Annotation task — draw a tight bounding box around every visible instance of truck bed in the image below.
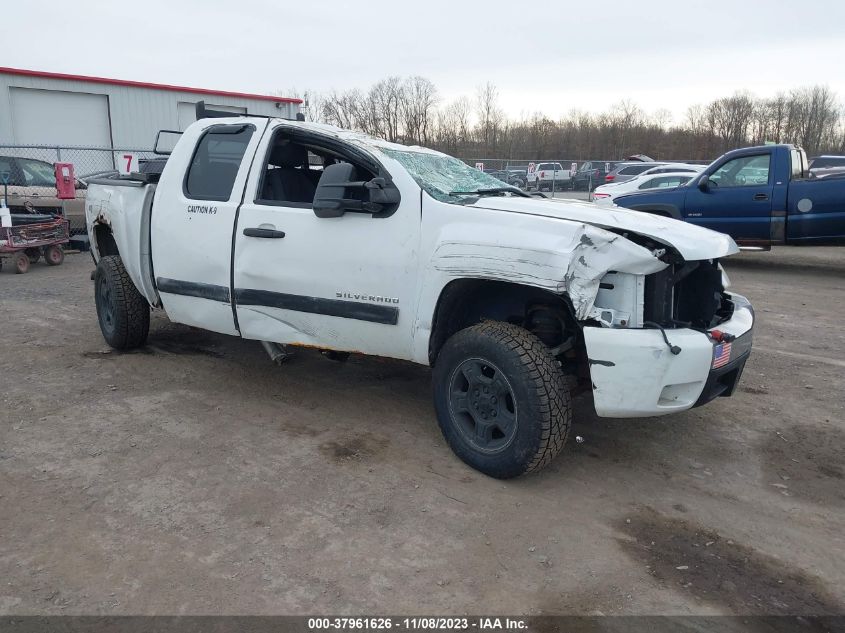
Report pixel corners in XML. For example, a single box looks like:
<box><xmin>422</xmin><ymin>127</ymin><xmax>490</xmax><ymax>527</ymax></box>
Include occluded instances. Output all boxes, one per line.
<box><xmin>85</xmin><ymin>178</ymin><xmax>160</xmax><ymax>305</ymax></box>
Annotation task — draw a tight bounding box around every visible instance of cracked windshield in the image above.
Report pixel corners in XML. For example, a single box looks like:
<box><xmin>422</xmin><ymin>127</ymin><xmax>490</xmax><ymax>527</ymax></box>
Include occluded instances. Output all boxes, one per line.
<box><xmin>381</xmin><ymin>148</ymin><xmax>513</xmax><ymax>202</ymax></box>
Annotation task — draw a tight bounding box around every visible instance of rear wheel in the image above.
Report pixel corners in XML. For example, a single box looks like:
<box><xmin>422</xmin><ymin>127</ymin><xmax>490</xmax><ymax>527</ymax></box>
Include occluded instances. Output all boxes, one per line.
<box><xmin>15</xmin><ymin>253</ymin><xmax>30</xmax><ymax>274</ymax></box>
<box><xmin>94</xmin><ymin>255</ymin><xmax>150</xmax><ymax>349</ymax></box>
<box><xmin>433</xmin><ymin>321</ymin><xmax>572</xmax><ymax>479</ymax></box>
<box><xmin>45</xmin><ymin>245</ymin><xmax>64</xmax><ymax>266</ymax></box>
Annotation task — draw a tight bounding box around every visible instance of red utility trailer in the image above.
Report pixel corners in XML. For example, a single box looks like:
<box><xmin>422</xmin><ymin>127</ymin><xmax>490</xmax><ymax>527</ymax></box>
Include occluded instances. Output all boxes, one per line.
<box><xmin>0</xmin><ymin>216</ymin><xmax>69</xmax><ymax>274</ymax></box>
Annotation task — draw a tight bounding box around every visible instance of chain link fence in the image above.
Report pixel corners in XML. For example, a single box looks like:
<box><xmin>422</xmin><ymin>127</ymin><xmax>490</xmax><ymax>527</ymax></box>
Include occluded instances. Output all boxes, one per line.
<box><xmin>460</xmin><ymin>156</ymin><xmax>711</xmax><ymax>198</ymax></box>
<box><xmin>461</xmin><ymin>158</ymin><xmax>590</xmax><ymax>196</ymax></box>
<box><xmin>0</xmin><ymin>144</ymin><xmax>714</xmax><ymax>241</ymax></box>
<box><xmin>0</xmin><ymin>145</ymin><xmax>160</xmax><ymax>238</ymax></box>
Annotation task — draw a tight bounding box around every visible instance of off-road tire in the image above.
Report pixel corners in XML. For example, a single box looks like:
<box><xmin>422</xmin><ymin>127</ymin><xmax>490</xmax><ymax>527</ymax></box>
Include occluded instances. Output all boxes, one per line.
<box><xmin>94</xmin><ymin>255</ymin><xmax>150</xmax><ymax>349</ymax></box>
<box><xmin>433</xmin><ymin>321</ymin><xmax>572</xmax><ymax>479</ymax></box>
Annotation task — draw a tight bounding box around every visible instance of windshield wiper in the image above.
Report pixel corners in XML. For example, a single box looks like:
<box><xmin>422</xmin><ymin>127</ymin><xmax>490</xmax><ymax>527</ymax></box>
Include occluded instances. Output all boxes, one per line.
<box><xmin>448</xmin><ymin>186</ymin><xmax>530</xmax><ymax>198</ymax></box>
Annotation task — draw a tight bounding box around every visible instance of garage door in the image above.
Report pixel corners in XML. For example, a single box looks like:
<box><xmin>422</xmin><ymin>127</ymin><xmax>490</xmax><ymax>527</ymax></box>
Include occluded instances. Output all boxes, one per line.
<box><xmin>177</xmin><ymin>101</ymin><xmax>247</xmax><ymax>131</ymax></box>
<box><xmin>10</xmin><ymin>88</ymin><xmax>113</xmax><ymax>148</ymax></box>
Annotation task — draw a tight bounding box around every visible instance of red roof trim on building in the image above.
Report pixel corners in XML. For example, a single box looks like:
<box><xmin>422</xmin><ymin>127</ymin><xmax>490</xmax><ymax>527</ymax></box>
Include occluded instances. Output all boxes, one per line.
<box><xmin>0</xmin><ymin>66</ymin><xmax>302</xmax><ymax>104</ymax></box>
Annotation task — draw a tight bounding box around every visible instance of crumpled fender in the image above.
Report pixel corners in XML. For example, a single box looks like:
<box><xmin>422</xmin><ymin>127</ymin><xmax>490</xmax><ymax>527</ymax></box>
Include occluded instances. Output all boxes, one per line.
<box><xmin>429</xmin><ymin>222</ymin><xmax>667</xmax><ymax>320</ymax></box>
<box><xmin>562</xmin><ymin>225</ymin><xmax>667</xmax><ymax>319</ymax></box>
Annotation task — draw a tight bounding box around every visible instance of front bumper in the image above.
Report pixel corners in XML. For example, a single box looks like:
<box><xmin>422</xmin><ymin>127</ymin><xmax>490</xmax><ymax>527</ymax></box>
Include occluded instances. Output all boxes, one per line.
<box><xmin>583</xmin><ymin>293</ymin><xmax>754</xmax><ymax>418</ymax></box>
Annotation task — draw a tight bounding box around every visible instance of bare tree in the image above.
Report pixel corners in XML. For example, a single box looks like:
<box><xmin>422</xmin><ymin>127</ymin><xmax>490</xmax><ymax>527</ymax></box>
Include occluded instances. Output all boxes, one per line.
<box><xmin>401</xmin><ymin>76</ymin><xmax>439</xmax><ymax>145</ymax></box>
<box><xmin>651</xmin><ymin>109</ymin><xmax>673</xmax><ymax>129</ymax></box>
<box><xmin>706</xmin><ymin>92</ymin><xmax>756</xmax><ymax>150</ymax></box>
<box><xmin>321</xmin><ymin>89</ymin><xmax>365</xmax><ymax>130</ymax></box>
<box><xmin>607</xmin><ymin>100</ymin><xmax>645</xmax><ymax>156</ymax></box>
<box><xmin>287</xmin><ymin>78</ymin><xmax>845</xmax><ymax>162</ymax></box>
<box><xmin>476</xmin><ymin>82</ymin><xmax>504</xmax><ymax>154</ymax></box>
<box><xmin>787</xmin><ymin>85</ymin><xmax>839</xmax><ymax>152</ymax></box>
<box><xmin>435</xmin><ymin>96</ymin><xmax>472</xmax><ymax>155</ymax></box>
<box><xmin>766</xmin><ymin>93</ymin><xmax>790</xmax><ymax>143</ymax></box>
<box><xmin>368</xmin><ymin>77</ymin><xmax>404</xmax><ymax>142</ymax></box>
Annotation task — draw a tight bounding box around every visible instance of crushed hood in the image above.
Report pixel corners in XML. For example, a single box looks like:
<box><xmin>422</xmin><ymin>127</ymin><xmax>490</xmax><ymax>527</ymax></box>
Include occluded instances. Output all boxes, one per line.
<box><xmin>471</xmin><ymin>196</ymin><xmax>739</xmax><ymax>261</ymax></box>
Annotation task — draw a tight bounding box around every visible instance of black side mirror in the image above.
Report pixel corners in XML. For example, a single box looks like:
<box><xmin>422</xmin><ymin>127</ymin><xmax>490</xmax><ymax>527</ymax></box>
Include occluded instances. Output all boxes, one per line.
<box><xmin>698</xmin><ymin>176</ymin><xmax>711</xmax><ymax>192</ymax></box>
<box><xmin>313</xmin><ymin>163</ymin><xmax>400</xmax><ymax>218</ymax></box>
<box><xmin>365</xmin><ymin>177</ymin><xmax>401</xmax><ymax>207</ymax></box>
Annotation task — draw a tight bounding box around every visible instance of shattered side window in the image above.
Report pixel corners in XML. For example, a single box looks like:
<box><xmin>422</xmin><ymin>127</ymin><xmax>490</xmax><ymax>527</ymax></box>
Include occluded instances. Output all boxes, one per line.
<box><xmin>381</xmin><ymin>148</ymin><xmax>510</xmax><ymax>203</ymax></box>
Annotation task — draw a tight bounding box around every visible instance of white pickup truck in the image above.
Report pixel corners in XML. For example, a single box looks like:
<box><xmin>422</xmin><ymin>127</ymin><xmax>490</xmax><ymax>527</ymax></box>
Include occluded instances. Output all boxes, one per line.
<box><xmin>526</xmin><ymin>162</ymin><xmax>571</xmax><ymax>191</ymax></box>
<box><xmin>85</xmin><ymin>104</ymin><xmax>754</xmax><ymax>479</ymax></box>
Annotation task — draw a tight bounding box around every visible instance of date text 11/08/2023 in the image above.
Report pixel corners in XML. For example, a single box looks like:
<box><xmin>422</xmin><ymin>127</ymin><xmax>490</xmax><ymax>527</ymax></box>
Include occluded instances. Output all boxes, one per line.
<box><xmin>307</xmin><ymin>617</ymin><xmax>528</xmax><ymax>630</ymax></box>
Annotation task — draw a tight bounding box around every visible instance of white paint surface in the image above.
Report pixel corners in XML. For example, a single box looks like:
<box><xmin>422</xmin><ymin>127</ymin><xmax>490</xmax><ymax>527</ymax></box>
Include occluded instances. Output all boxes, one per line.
<box><xmin>87</xmin><ymin>116</ymin><xmax>754</xmax><ymax>420</ymax></box>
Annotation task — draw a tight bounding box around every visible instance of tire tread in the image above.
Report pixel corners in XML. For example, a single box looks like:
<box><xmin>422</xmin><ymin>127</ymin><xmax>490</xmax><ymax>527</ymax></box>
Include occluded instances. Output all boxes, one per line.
<box><xmin>434</xmin><ymin>321</ymin><xmax>572</xmax><ymax>477</ymax></box>
<box><xmin>96</xmin><ymin>255</ymin><xmax>150</xmax><ymax>349</ymax></box>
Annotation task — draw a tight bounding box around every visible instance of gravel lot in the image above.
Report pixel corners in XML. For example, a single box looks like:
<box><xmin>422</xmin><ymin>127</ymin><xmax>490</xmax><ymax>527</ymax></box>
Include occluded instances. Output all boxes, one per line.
<box><xmin>1</xmin><ymin>247</ymin><xmax>843</xmax><ymax>616</ymax></box>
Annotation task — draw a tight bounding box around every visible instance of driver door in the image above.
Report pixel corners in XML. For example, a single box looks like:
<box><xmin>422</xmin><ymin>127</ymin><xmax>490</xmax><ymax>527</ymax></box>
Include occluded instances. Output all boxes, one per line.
<box><xmin>684</xmin><ymin>153</ymin><xmax>774</xmax><ymax>242</ymax></box>
<box><xmin>232</xmin><ymin>124</ymin><xmax>421</xmax><ymax>360</ymax></box>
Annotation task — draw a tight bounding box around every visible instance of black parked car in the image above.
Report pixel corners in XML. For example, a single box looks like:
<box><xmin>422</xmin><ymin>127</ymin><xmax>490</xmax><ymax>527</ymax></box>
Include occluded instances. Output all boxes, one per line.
<box><xmin>570</xmin><ymin>161</ymin><xmax>618</xmax><ymax>191</ymax></box>
<box><xmin>484</xmin><ymin>168</ymin><xmax>528</xmax><ymax>189</ymax></box>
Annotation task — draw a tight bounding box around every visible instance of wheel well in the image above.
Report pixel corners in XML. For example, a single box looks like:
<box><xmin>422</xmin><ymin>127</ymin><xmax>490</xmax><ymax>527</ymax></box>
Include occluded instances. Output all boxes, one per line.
<box><xmin>94</xmin><ymin>224</ymin><xmax>119</xmax><ymax>257</ymax></box>
<box><xmin>428</xmin><ymin>279</ymin><xmax>581</xmax><ymax>366</ymax></box>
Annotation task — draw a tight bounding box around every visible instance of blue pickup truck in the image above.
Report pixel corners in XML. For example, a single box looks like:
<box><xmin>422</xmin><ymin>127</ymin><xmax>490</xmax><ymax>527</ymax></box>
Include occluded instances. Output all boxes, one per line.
<box><xmin>613</xmin><ymin>144</ymin><xmax>845</xmax><ymax>248</ymax></box>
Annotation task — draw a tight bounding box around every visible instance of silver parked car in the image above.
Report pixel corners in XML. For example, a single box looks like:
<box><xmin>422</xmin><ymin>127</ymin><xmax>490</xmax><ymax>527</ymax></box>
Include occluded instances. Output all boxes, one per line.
<box><xmin>603</xmin><ymin>162</ymin><xmax>666</xmax><ymax>185</ymax></box>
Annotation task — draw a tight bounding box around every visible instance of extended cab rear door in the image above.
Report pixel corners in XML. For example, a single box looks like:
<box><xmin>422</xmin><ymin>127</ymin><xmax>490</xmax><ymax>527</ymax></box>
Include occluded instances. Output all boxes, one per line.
<box><xmin>150</xmin><ymin>119</ymin><xmax>269</xmax><ymax>335</ymax></box>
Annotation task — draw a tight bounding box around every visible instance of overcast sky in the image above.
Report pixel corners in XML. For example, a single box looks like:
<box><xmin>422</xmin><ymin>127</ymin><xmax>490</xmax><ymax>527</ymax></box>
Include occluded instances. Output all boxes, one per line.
<box><xmin>6</xmin><ymin>0</ymin><xmax>844</xmax><ymax>123</ymax></box>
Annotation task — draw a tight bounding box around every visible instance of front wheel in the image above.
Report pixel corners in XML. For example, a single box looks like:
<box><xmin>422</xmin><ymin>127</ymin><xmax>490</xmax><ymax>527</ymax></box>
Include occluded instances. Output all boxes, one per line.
<box><xmin>432</xmin><ymin>321</ymin><xmax>572</xmax><ymax>479</ymax></box>
<box><xmin>94</xmin><ymin>255</ymin><xmax>150</xmax><ymax>349</ymax></box>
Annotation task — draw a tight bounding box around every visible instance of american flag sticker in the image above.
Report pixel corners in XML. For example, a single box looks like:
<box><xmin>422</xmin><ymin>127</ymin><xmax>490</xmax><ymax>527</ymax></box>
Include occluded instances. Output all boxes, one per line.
<box><xmin>712</xmin><ymin>342</ymin><xmax>732</xmax><ymax>369</ymax></box>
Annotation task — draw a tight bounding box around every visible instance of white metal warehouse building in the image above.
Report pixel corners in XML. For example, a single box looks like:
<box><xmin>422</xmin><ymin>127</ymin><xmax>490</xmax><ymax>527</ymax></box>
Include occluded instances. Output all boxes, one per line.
<box><xmin>0</xmin><ymin>66</ymin><xmax>301</xmax><ymax>151</ymax></box>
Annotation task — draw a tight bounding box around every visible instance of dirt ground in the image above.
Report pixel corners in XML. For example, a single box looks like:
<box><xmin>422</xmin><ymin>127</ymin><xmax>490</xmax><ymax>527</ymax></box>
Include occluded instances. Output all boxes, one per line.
<box><xmin>1</xmin><ymin>247</ymin><xmax>843</xmax><ymax>616</ymax></box>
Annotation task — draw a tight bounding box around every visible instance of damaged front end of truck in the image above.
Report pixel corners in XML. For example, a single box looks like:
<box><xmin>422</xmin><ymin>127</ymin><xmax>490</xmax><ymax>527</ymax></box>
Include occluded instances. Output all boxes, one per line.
<box><xmin>368</xmin><ymin>138</ymin><xmax>755</xmax><ymax>419</ymax></box>
<box><xmin>421</xmin><ymin>192</ymin><xmax>754</xmax><ymax>419</ymax></box>
<box><xmin>583</xmin><ymin>226</ymin><xmax>754</xmax><ymax>417</ymax></box>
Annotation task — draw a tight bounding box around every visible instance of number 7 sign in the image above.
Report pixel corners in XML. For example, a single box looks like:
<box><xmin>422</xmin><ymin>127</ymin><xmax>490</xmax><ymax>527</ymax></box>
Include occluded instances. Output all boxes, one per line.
<box><xmin>118</xmin><ymin>153</ymin><xmax>139</xmax><ymax>175</ymax></box>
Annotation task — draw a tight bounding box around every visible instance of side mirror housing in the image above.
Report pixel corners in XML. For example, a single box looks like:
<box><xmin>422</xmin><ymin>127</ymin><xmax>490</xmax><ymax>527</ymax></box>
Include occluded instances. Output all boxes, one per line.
<box><xmin>366</xmin><ymin>177</ymin><xmax>401</xmax><ymax>207</ymax></box>
<box><xmin>313</xmin><ymin>163</ymin><xmax>360</xmax><ymax>218</ymax></box>
<box><xmin>313</xmin><ymin>163</ymin><xmax>400</xmax><ymax>218</ymax></box>
<box><xmin>698</xmin><ymin>176</ymin><xmax>711</xmax><ymax>192</ymax></box>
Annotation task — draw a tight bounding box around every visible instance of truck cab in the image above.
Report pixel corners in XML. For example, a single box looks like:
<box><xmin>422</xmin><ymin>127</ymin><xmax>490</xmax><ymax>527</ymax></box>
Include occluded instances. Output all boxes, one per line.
<box><xmin>614</xmin><ymin>144</ymin><xmax>845</xmax><ymax>247</ymax></box>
